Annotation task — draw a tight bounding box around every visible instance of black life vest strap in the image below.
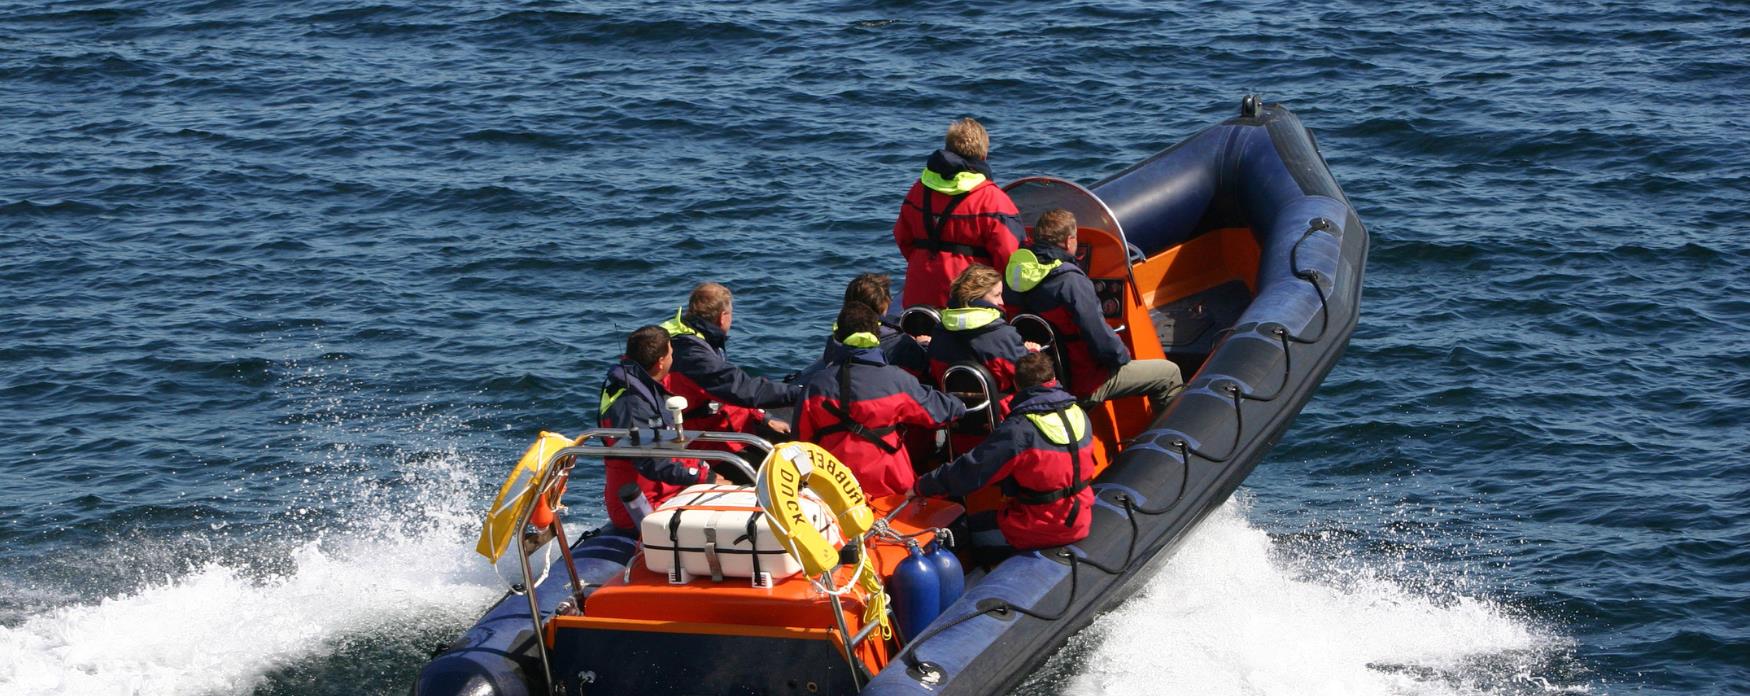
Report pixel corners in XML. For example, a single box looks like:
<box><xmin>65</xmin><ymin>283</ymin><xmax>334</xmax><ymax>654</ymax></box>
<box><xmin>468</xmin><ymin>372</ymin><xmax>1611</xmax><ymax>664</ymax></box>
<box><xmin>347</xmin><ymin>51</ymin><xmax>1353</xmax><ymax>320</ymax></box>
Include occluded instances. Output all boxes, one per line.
<box><xmin>1010</xmin><ymin>478</ymin><xmax>1090</xmax><ymax>505</ymax></box>
<box><xmin>920</xmin><ymin>188</ymin><xmax>976</xmax><ymax>257</ymax></box>
<box><xmin>1006</xmin><ymin>406</ymin><xmax>1087</xmax><ymax>527</ymax></box>
<box><xmin>913</xmin><ymin>237</ymin><xmax>991</xmax><ymax>259</ymax></box>
<box><xmin>813</xmin><ymin>361</ymin><xmax>900</xmax><ymax>454</ymax></box>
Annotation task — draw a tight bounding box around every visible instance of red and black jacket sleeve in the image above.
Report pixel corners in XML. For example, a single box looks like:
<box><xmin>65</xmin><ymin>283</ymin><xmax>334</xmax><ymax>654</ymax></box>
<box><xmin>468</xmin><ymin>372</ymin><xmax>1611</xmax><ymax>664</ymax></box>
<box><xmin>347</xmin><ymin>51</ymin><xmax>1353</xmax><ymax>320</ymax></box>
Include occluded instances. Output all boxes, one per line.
<box><xmin>913</xmin><ymin>420</ymin><xmax>1028</xmax><ymax>498</ymax></box>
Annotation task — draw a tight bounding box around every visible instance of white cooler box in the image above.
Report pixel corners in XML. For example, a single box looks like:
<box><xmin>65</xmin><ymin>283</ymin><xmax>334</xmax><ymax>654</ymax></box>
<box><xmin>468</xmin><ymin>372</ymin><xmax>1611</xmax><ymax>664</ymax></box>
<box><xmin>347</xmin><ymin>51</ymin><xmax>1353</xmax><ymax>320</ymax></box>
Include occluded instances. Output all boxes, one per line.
<box><xmin>640</xmin><ymin>484</ymin><xmax>842</xmax><ymax>586</ymax></box>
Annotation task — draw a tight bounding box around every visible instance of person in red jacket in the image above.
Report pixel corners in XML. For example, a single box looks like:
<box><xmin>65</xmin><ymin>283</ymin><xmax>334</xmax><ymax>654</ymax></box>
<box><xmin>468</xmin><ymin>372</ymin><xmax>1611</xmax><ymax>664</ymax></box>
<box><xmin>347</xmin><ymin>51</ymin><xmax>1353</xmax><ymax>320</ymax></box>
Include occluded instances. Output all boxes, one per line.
<box><xmin>597</xmin><ymin>326</ymin><xmax>717</xmax><ymax>530</ymax></box>
<box><xmin>894</xmin><ymin>117</ymin><xmax>1025</xmax><ymax>309</ymax></box>
<box><xmin>797</xmin><ymin>303</ymin><xmax>967</xmax><ymax>500</ymax></box>
<box><xmin>912</xmin><ymin>352</ymin><xmax>1095</xmax><ymax>555</ymax></box>
<box><xmin>659</xmin><ymin>283</ymin><xmax>799</xmax><ymax>461</ymax></box>
<box><xmin>1004</xmin><ymin>209</ymin><xmax>1183</xmax><ymax>408</ymax></box>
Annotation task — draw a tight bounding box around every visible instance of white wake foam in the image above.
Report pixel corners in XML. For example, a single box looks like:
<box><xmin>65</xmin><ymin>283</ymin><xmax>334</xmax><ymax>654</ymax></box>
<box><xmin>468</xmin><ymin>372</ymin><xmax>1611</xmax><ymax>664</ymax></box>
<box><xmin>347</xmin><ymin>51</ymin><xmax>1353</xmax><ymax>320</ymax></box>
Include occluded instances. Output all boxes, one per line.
<box><xmin>1055</xmin><ymin>499</ymin><xmax>1581</xmax><ymax>696</ymax></box>
<box><xmin>0</xmin><ymin>451</ymin><xmax>505</xmax><ymax>696</ymax></box>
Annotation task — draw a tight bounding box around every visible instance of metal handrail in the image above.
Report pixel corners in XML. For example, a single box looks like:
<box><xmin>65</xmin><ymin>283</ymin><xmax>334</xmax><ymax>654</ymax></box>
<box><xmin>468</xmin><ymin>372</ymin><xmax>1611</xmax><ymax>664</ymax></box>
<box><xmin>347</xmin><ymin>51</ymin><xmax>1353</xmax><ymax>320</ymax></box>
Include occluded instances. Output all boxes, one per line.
<box><xmin>942</xmin><ymin>365</ymin><xmax>994</xmax><ymax>413</ymax></box>
<box><xmin>900</xmin><ymin>306</ymin><xmax>942</xmax><ymax>338</ymax></box>
<box><xmin>941</xmin><ymin>364</ymin><xmax>1000</xmax><ymax>442</ymax></box>
<box><xmin>511</xmin><ymin>427</ymin><xmax>775</xmax><ymax>694</ymax></box>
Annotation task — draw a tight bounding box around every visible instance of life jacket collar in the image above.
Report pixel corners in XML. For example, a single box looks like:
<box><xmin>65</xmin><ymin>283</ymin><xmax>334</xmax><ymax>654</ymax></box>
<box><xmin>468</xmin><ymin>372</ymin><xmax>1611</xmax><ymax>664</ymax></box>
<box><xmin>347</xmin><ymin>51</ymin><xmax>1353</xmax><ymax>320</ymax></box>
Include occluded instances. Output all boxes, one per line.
<box><xmin>601</xmin><ymin>359</ymin><xmax>674</xmax><ymax>427</ymax></box>
<box><xmin>661</xmin><ymin>307</ymin><xmax>727</xmax><ymax>349</ymax></box>
<box><xmin>659</xmin><ymin>307</ymin><xmax>697</xmax><ymax>338</ymax></box>
<box><xmin>939</xmin><ymin>304</ymin><xmax>1003</xmax><ymax>332</ymax></box>
<box><xmin>1005</xmin><ymin>248</ymin><xmax>1062</xmax><ymax>293</ymax></box>
<box><xmin>920</xmin><ymin>149</ymin><xmax>994</xmax><ymax>195</ymax></box>
<box><xmin>824</xmin><ymin>337</ymin><xmax>888</xmax><ymax>367</ymax></box>
<box><xmin>841</xmin><ymin>331</ymin><xmax>880</xmax><ymax>349</ymax></box>
<box><xmin>921</xmin><ymin>169</ymin><xmax>987</xmax><ymax>195</ymax></box>
<box><xmin>1024</xmin><ymin>403</ymin><xmax>1088</xmax><ymax>445</ymax></box>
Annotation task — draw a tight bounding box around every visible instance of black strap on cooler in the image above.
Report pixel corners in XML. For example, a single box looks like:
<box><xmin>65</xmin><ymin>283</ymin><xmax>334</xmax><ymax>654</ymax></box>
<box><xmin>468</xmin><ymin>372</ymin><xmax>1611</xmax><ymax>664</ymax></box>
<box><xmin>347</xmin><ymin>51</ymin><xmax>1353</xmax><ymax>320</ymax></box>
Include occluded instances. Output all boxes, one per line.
<box><xmin>665</xmin><ymin>508</ymin><xmax>686</xmax><ymax>582</ymax></box>
<box><xmin>919</xmin><ymin>188</ymin><xmax>986</xmax><ymax>258</ymax></box>
<box><xmin>742</xmin><ymin>512</ymin><xmax>765</xmax><ymax>586</ymax></box>
<box><xmin>813</xmin><ymin>362</ymin><xmax>900</xmax><ymax>454</ymax></box>
<box><xmin>1007</xmin><ymin>406</ymin><xmax>1088</xmax><ymax>527</ymax></box>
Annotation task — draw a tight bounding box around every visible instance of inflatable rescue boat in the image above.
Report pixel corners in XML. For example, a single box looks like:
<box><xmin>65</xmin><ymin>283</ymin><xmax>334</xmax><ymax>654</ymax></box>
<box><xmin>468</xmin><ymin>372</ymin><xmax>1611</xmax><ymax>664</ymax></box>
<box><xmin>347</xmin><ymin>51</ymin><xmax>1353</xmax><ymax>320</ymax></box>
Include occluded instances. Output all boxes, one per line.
<box><xmin>414</xmin><ymin>98</ymin><xmax>1368</xmax><ymax>696</ymax></box>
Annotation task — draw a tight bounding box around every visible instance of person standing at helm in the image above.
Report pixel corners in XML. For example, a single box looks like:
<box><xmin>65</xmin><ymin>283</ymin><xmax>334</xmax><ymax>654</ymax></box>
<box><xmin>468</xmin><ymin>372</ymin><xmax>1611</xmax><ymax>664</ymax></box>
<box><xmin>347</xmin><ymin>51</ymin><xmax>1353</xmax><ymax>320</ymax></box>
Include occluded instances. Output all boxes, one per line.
<box><xmin>912</xmin><ymin>352</ymin><xmax>1095</xmax><ymax>556</ymax></box>
<box><xmin>1004</xmin><ymin>209</ymin><xmax>1183</xmax><ymax>409</ymax></box>
<box><xmin>894</xmin><ymin>117</ymin><xmax>1025</xmax><ymax>309</ymax></box>
<box><xmin>797</xmin><ymin>303</ymin><xmax>966</xmax><ymax>500</ymax></box>
<box><xmin>597</xmin><ymin>326</ymin><xmax>717</xmax><ymax>530</ymax></box>
<box><xmin>660</xmin><ymin>283</ymin><xmax>800</xmax><ymax>450</ymax></box>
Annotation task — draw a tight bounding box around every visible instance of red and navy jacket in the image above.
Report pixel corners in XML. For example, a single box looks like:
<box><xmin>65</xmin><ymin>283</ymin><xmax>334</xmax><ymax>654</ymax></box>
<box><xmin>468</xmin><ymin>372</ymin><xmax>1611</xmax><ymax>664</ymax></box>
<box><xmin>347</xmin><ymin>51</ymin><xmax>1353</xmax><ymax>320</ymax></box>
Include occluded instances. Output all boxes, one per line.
<box><xmin>926</xmin><ymin>299</ymin><xmax>1031</xmax><ymax>400</ymax></box>
<box><xmin>659</xmin><ymin>309</ymin><xmax>801</xmax><ymax>436</ymax></box>
<box><xmin>1003</xmin><ymin>243</ymin><xmax>1131</xmax><ymax>398</ymax></box>
<box><xmin>597</xmin><ymin>359</ymin><xmax>712</xmax><ymax>530</ymax></box>
<box><xmin>913</xmin><ymin>382</ymin><xmax>1095</xmax><ymax>550</ymax></box>
<box><xmin>796</xmin><ymin>335</ymin><xmax>967</xmax><ymax>499</ymax></box>
<box><xmin>799</xmin><ymin>316</ymin><xmax>929</xmax><ymax>384</ymax></box>
<box><xmin>894</xmin><ymin>149</ymin><xmax>1024</xmax><ymax>309</ymax></box>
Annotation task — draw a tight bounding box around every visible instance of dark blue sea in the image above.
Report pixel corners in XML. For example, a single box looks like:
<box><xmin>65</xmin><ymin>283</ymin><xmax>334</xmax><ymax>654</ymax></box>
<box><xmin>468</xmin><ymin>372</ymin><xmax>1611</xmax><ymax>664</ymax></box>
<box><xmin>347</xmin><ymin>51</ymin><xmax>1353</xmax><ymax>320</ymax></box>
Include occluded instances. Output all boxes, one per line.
<box><xmin>3</xmin><ymin>1</ymin><xmax>1747</xmax><ymax>694</ymax></box>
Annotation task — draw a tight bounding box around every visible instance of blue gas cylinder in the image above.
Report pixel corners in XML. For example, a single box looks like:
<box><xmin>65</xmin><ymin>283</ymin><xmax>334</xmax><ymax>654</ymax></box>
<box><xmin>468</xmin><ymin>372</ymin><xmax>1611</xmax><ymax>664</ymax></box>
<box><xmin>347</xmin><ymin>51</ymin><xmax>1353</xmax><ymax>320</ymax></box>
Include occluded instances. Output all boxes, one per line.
<box><xmin>889</xmin><ymin>541</ymin><xmax>941</xmax><ymax>642</ymax></box>
<box><xmin>924</xmin><ymin>538</ymin><xmax>964</xmax><ymax>610</ymax></box>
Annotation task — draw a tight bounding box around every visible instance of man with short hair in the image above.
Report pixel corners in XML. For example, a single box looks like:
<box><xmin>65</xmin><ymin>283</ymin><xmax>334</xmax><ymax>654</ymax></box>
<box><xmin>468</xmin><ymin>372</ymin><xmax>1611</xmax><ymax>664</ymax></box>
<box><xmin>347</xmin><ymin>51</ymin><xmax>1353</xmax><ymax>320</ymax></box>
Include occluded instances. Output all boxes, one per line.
<box><xmin>597</xmin><ymin>326</ymin><xmax>716</xmax><ymax>530</ymax></box>
<box><xmin>894</xmin><ymin>117</ymin><xmax>1025</xmax><ymax>309</ymax></box>
<box><xmin>797</xmin><ymin>302</ymin><xmax>966</xmax><ymax>499</ymax></box>
<box><xmin>912</xmin><ymin>352</ymin><xmax>1095</xmax><ymax>556</ymax></box>
<box><xmin>660</xmin><ymin>283</ymin><xmax>799</xmax><ymax>448</ymax></box>
<box><xmin>1005</xmin><ymin>209</ymin><xmax>1183</xmax><ymax>409</ymax></box>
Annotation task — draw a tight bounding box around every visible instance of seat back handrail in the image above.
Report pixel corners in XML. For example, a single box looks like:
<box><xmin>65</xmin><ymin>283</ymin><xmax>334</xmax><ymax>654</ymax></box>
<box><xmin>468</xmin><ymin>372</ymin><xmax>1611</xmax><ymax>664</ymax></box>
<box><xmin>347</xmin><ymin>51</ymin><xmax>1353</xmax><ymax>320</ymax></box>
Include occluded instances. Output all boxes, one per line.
<box><xmin>900</xmin><ymin>306</ymin><xmax>943</xmax><ymax>338</ymax></box>
<box><xmin>941</xmin><ymin>363</ymin><xmax>1000</xmax><ymax>434</ymax></box>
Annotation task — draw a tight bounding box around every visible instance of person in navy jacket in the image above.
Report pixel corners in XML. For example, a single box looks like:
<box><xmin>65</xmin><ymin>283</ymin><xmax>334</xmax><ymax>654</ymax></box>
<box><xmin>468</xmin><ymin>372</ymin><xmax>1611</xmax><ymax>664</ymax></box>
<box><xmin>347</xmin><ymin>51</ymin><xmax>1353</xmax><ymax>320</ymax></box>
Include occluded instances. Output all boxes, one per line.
<box><xmin>913</xmin><ymin>351</ymin><xmax>1097</xmax><ymax>553</ymax></box>
<box><xmin>893</xmin><ymin>117</ymin><xmax>1025</xmax><ymax>309</ymax></box>
<box><xmin>797</xmin><ymin>303</ymin><xmax>967</xmax><ymax>500</ymax></box>
<box><xmin>659</xmin><ymin>283</ymin><xmax>800</xmax><ymax>450</ymax></box>
<box><xmin>797</xmin><ymin>273</ymin><xmax>928</xmax><ymax>384</ymax></box>
<box><xmin>597</xmin><ymin>326</ymin><xmax>717</xmax><ymax>530</ymax></box>
<box><xmin>1004</xmin><ymin>209</ymin><xmax>1183</xmax><ymax>408</ymax></box>
<box><xmin>927</xmin><ymin>264</ymin><xmax>1040</xmax><ymax>404</ymax></box>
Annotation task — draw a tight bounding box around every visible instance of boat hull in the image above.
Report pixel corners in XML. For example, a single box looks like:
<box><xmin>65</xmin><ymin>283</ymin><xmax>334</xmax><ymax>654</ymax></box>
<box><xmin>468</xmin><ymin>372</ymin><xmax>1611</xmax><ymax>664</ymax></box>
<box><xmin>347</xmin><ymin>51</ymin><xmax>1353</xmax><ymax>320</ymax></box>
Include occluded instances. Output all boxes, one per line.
<box><xmin>861</xmin><ymin>101</ymin><xmax>1367</xmax><ymax>695</ymax></box>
